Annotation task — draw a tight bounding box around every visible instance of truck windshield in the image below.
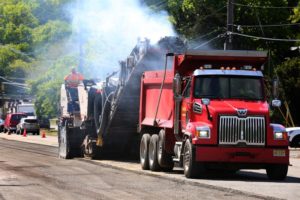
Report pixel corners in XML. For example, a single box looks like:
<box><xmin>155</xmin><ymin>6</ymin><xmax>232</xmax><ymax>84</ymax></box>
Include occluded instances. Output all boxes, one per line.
<box><xmin>194</xmin><ymin>76</ymin><xmax>264</xmax><ymax>100</ymax></box>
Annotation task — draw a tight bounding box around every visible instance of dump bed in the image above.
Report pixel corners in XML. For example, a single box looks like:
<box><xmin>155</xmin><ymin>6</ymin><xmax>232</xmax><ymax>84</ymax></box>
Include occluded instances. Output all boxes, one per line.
<box><xmin>139</xmin><ymin>70</ymin><xmax>174</xmax><ymax>129</ymax></box>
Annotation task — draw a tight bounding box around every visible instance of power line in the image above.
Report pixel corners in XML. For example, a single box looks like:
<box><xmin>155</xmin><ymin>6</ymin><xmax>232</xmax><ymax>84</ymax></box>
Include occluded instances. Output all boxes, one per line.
<box><xmin>231</xmin><ymin>23</ymin><xmax>300</xmax><ymax>28</ymax></box>
<box><xmin>150</xmin><ymin>0</ymin><xmax>167</xmax><ymax>7</ymax></box>
<box><xmin>193</xmin><ymin>34</ymin><xmax>225</xmax><ymax>49</ymax></box>
<box><xmin>233</xmin><ymin>2</ymin><xmax>296</xmax><ymax>9</ymax></box>
<box><xmin>229</xmin><ymin>31</ymin><xmax>300</xmax><ymax>42</ymax></box>
<box><xmin>2</xmin><ymin>82</ymin><xmax>29</xmax><ymax>89</ymax></box>
<box><xmin>0</xmin><ymin>76</ymin><xmax>28</xmax><ymax>87</ymax></box>
<box><xmin>191</xmin><ymin>28</ymin><xmax>222</xmax><ymax>41</ymax></box>
<box><xmin>0</xmin><ymin>76</ymin><xmax>14</xmax><ymax>83</ymax></box>
<box><xmin>201</xmin><ymin>6</ymin><xmax>227</xmax><ymax>21</ymax></box>
<box><xmin>189</xmin><ymin>5</ymin><xmax>226</xmax><ymax>43</ymax></box>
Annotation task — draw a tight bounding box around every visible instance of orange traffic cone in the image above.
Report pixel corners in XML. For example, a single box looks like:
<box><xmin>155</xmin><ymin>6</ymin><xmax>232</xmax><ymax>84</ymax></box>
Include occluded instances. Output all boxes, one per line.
<box><xmin>22</xmin><ymin>128</ymin><xmax>27</xmax><ymax>137</ymax></box>
<box><xmin>41</xmin><ymin>131</ymin><xmax>46</xmax><ymax>138</ymax></box>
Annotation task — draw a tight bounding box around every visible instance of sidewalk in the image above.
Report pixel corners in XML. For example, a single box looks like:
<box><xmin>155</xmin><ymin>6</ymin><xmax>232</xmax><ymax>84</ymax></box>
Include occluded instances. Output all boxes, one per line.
<box><xmin>0</xmin><ymin>132</ymin><xmax>58</xmax><ymax>147</ymax></box>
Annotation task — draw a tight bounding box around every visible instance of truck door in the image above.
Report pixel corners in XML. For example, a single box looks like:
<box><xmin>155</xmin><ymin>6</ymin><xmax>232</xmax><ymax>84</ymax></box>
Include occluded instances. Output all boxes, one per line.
<box><xmin>181</xmin><ymin>79</ymin><xmax>191</xmax><ymax>129</ymax></box>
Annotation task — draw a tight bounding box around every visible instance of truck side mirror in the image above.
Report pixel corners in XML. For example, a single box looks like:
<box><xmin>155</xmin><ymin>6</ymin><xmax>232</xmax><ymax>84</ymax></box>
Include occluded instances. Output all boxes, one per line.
<box><xmin>272</xmin><ymin>99</ymin><xmax>281</xmax><ymax>107</ymax></box>
<box><xmin>272</xmin><ymin>78</ymin><xmax>279</xmax><ymax>98</ymax></box>
<box><xmin>173</xmin><ymin>73</ymin><xmax>181</xmax><ymax>96</ymax></box>
<box><xmin>202</xmin><ymin>98</ymin><xmax>210</xmax><ymax>105</ymax></box>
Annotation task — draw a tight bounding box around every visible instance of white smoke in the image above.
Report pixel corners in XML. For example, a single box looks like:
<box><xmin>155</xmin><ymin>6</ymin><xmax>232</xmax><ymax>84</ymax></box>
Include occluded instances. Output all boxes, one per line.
<box><xmin>69</xmin><ymin>0</ymin><xmax>175</xmax><ymax>78</ymax></box>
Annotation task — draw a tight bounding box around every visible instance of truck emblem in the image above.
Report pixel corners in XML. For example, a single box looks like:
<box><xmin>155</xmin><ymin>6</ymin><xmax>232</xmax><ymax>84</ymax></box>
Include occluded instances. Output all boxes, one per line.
<box><xmin>237</xmin><ymin>109</ymin><xmax>247</xmax><ymax>117</ymax></box>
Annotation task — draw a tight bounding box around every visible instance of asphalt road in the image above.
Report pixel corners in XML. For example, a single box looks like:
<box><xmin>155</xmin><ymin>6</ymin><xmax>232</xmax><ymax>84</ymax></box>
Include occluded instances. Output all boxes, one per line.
<box><xmin>0</xmin><ymin>136</ymin><xmax>299</xmax><ymax>200</ymax></box>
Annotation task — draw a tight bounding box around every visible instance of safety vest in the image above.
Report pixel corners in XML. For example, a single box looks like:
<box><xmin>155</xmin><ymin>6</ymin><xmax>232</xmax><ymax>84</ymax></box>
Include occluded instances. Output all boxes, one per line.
<box><xmin>64</xmin><ymin>73</ymin><xmax>84</xmax><ymax>87</ymax></box>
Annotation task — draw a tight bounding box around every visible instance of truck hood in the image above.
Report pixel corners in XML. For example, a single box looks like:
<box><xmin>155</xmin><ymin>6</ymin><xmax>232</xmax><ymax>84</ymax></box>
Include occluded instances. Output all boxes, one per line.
<box><xmin>206</xmin><ymin>99</ymin><xmax>269</xmax><ymax>116</ymax></box>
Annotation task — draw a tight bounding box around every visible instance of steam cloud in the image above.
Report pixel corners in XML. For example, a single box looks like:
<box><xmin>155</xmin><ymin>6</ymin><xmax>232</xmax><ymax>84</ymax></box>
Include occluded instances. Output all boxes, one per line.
<box><xmin>69</xmin><ymin>0</ymin><xmax>176</xmax><ymax>78</ymax></box>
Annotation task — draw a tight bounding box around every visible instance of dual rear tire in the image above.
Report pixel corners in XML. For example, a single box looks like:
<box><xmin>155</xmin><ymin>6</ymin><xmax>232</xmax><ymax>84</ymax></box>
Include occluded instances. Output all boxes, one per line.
<box><xmin>140</xmin><ymin>133</ymin><xmax>203</xmax><ymax>178</ymax></box>
<box><xmin>140</xmin><ymin>130</ymin><xmax>174</xmax><ymax>172</ymax></box>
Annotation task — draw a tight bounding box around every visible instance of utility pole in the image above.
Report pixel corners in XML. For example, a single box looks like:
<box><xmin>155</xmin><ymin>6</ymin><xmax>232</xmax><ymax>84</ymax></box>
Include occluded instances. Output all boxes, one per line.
<box><xmin>77</xmin><ymin>0</ymin><xmax>84</xmax><ymax>74</ymax></box>
<box><xmin>225</xmin><ymin>0</ymin><xmax>234</xmax><ymax>50</ymax></box>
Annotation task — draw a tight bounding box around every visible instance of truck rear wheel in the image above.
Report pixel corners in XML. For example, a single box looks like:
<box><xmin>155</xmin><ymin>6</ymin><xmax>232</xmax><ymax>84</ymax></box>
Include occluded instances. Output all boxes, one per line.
<box><xmin>149</xmin><ymin>134</ymin><xmax>160</xmax><ymax>171</ymax></box>
<box><xmin>183</xmin><ymin>139</ymin><xmax>205</xmax><ymax>178</ymax></box>
<box><xmin>140</xmin><ymin>133</ymin><xmax>150</xmax><ymax>170</ymax></box>
<box><xmin>266</xmin><ymin>164</ymin><xmax>288</xmax><ymax>180</ymax></box>
<box><xmin>83</xmin><ymin>135</ymin><xmax>102</xmax><ymax>159</ymax></box>
<box><xmin>158</xmin><ymin>130</ymin><xmax>174</xmax><ymax>171</ymax></box>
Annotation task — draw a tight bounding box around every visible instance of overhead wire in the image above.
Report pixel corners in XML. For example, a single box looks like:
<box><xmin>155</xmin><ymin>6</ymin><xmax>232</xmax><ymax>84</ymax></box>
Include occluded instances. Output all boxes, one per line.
<box><xmin>233</xmin><ymin>2</ymin><xmax>296</xmax><ymax>9</ymax></box>
<box><xmin>200</xmin><ymin>6</ymin><xmax>227</xmax><ymax>21</ymax></box>
<box><xmin>193</xmin><ymin>33</ymin><xmax>225</xmax><ymax>49</ymax></box>
<box><xmin>0</xmin><ymin>76</ymin><xmax>29</xmax><ymax>88</ymax></box>
<box><xmin>187</xmin><ymin>4</ymin><xmax>226</xmax><ymax>47</ymax></box>
<box><xmin>229</xmin><ymin>31</ymin><xmax>300</xmax><ymax>42</ymax></box>
<box><xmin>1</xmin><ymin>82</ymin><xmax>29</xmax><ymax>89</ymax></box>
<box><xmin>231</xmin><ymin>23</ymin><xmax>300</xmax><ymax>28</ymax></box>
<box><xmin>191</xmin><ymin>28</ymin><xmax>222</xmax><ymax>42</ymax></box>
<box><xmin>229</xmin><ymin>1</ymin><xmax>300</xmax><ymax>43</ymax></box>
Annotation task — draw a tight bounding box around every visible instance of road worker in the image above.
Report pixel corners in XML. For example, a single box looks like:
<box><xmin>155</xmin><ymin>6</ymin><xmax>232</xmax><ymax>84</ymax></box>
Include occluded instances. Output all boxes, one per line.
<box><xmin>64</xmin><ymin>67</ymin><xmax>84</xmax><ymax>88</ymax></box>
<box><xmin>64</xmin><ymin>67</ymin><xmax>84</xmax><ymax>112</ymax></box>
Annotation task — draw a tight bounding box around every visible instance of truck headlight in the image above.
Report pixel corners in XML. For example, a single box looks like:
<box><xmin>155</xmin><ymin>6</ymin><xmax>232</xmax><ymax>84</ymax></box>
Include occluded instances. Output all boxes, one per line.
<box><xmin>274</xmin><ymin>132</ymin><xmax>287</xmax><ymax>140</ymax></box>
<box><xmin>196</xmin><ymin>126</ymin><xmax>211</xmax><ymax>139</ymax></box>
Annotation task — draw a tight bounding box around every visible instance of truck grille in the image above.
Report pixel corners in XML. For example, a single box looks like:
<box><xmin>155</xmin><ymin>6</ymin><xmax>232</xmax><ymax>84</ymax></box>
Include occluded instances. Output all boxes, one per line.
<box><xmin>219</xmin><ymin>116</ymin><xmax>266</xmax><ymax>146</ymax></box>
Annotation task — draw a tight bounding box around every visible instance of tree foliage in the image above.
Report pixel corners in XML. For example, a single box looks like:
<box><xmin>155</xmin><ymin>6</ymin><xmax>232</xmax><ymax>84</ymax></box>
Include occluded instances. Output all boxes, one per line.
<box><xmin>0</xmin><ymin>0</ymin><xmax>72</xmax><ymax>118</ymax></box>
<box><xmin>276</xmin><ymin>58</ymin><xmax>300</xmax><ymax>125</ymax></box>
<box><xmin>0</xmin><ymin>0</ymin><xmax>37</xmax><ymax>76</ymax></box>
<box><xmin>2</xmin><ymin>0</ymin><xmax>300</xmax><ymax>124</ymax></box>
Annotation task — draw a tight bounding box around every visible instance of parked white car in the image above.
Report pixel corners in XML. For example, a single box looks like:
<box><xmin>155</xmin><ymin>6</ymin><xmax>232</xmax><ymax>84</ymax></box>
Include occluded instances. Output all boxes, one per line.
<box><xmin>16</xmin><ymin>116</ymin><xmax>40</xmax><ymax>135</ymax></box>
<box><xmin>286</xmin><ymin>127</ymin><xmax>300</xmax><ymax>147</ymax></box>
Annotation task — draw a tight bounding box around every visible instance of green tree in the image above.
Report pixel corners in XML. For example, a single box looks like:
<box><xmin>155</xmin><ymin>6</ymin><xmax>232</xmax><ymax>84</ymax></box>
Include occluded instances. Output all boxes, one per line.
<box><xmin>32</xmin><ymin>20</ymin><xmax>71</xmax><ymax>47</ymax></box>
<box><xmin>0</xmin><ymin>0</ymin><xmax>38</xmax><ymax>77</ymax></box>
<box><xmin>276</xmin><ymin>58</ymin><xmax>300</xmax><ymax>125</ymax></box>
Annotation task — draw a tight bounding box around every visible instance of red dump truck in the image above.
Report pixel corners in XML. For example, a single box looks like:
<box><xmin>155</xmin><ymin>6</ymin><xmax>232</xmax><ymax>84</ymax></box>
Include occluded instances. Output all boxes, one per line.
<box><xmin>138</xmin><ymin>50</ymin><xmax>289</xmax><ymax>180</ymax></box>
<box><xmin>58</xmin><ymin>38</ymin><xmax>289</xmax><ymax>180</ymax></box>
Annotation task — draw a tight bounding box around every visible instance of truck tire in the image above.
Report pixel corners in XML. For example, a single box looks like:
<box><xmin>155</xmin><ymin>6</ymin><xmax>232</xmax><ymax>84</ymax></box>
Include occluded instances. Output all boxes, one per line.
<box><xmin>140</xmin><ymin>133</ymin><xmax>150</xmax><ymax>170</ymax></box>
<box><xmin>291</xmin><ymin>135</ymin><xmax>300</xmax><ymax>147</ymax></box>
<box><xmin>183</xmin><ymin>139</ymin><xmax>206</xmax><ymax>178</ymax></box>
<box><xmin>266</xmin><ymin>164</ymin><xmax>288</xmax><ymax>180</ymax></box>
<box><xmin>158</xmin><ymin>130</ymin><xmax>174</xmax><ymax>171</ymax></box>
<box><xmin>149</xmin><ymin>134</ymin><xmax>160</xmax><ymax>171</ymax></box>
<box><xmin>58</xmin><ymin>124</ymin><xmax>71</xmax><ymax>159</ymax></box>
<box><xmin>83</xmin><ymin>135</ymin><xmax>101</xmax><ymax>159</ymax></box>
